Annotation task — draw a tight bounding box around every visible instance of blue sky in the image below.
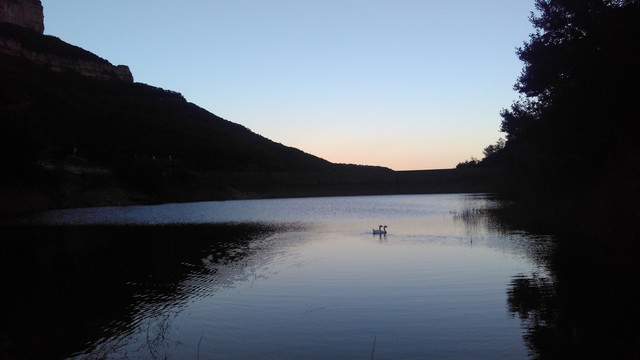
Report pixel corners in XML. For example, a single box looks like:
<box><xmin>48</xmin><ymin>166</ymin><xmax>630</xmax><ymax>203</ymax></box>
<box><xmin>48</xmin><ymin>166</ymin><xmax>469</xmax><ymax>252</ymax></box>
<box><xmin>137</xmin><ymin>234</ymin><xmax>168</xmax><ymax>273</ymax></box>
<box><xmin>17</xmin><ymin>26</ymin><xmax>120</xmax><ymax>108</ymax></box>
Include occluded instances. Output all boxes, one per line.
<box><xmin>41</xmin><ymin>1</ymin><xmax>535</xmax><ymax>170</ymax></box>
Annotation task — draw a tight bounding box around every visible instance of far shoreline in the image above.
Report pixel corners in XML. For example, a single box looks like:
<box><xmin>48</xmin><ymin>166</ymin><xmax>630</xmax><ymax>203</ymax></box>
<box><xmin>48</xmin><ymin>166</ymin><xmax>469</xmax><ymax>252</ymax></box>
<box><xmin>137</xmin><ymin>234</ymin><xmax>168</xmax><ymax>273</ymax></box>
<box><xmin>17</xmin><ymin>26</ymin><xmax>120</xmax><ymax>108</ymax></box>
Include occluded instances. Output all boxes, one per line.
<box><xmin>0</xmin><ymin>167</ymin><xmax>506</xmax><ymax>218</ymax></box>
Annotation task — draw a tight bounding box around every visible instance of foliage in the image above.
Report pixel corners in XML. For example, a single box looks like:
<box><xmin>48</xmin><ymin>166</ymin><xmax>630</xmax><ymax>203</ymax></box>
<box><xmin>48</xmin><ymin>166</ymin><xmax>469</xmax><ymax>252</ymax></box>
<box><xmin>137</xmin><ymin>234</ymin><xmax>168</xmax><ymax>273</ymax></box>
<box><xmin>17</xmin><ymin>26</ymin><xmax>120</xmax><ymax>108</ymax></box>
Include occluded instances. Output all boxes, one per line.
<box><xmin>463</xmin><ymin>0</ymin><xmax>640</xmax><ymax>245</ymax></box>
<box><xmin>482</xmin><ymin>138</ymin><xmax>505</xmax><ymax>158</ymax></box>
<box><xmin>455</xmin><ymin>157</ymin><xmax>479</xmax><ymax>169</ymax></box>
<box><xmin>488</xmin><ymin>1</ymin><xmax>640</xmax><ymax>196</ymax></box>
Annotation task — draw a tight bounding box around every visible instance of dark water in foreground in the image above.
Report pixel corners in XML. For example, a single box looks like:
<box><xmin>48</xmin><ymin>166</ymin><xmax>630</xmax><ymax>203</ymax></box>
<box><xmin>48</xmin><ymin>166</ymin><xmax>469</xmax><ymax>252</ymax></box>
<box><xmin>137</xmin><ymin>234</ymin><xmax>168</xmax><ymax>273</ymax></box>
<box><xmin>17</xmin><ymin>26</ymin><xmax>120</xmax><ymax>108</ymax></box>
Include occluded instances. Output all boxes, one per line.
<box><xmin>1</xmin><ymin>194</ymin><xmax>638</xmax><ymax>359</ymax></box>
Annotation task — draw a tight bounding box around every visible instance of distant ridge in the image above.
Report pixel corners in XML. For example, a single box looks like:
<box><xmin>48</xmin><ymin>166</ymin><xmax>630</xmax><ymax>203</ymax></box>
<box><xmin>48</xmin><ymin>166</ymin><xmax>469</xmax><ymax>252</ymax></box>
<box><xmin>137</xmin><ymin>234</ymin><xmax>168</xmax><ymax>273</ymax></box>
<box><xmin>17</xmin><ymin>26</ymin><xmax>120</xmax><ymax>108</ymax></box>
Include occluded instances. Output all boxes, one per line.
<box><xmin>0</xmin><ymin>1</ymin><xmax>499</xmax><ymax>214</ymax></box>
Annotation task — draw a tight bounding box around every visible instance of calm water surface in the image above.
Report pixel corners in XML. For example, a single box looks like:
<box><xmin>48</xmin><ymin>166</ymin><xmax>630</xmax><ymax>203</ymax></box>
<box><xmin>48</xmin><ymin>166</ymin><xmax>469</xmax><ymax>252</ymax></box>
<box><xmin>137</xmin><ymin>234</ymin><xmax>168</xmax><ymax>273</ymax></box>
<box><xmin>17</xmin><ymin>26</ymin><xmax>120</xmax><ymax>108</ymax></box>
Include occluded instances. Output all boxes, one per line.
<box><xmin>3</xmin><ymin>194</ymin><xmax>555</xmax><ymax>359</ymax></box>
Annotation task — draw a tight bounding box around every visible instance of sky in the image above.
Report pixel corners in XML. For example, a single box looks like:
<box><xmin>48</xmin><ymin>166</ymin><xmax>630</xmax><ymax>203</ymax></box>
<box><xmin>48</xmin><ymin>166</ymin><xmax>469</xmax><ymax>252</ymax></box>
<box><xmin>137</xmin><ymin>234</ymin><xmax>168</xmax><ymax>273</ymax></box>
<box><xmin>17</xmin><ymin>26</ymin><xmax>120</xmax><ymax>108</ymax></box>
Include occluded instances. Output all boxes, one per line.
<box><xmin>40</xmin><ymin>1</ymin><xmax>536</xmax><ymax>170</ymax></box>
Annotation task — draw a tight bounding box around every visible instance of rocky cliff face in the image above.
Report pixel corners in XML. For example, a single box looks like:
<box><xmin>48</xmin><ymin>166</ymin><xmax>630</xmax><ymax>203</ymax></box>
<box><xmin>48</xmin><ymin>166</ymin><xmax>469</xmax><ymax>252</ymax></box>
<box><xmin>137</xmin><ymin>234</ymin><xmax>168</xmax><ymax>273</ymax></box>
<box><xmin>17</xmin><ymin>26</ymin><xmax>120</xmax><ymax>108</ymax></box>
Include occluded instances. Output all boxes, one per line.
<box><xmin>0</xmin><ymin>0</ymin><xmax>133</xmax><ymax>82</ymax></box>
<box><xmin>0</xmin><ymin>0</ymin><xmax>43</xmax><ymax>33</ymax></box>
<box><xmin>0</xmin><ymin>32</ymin><xmax>134</xmax><ymax>81</ymax></box>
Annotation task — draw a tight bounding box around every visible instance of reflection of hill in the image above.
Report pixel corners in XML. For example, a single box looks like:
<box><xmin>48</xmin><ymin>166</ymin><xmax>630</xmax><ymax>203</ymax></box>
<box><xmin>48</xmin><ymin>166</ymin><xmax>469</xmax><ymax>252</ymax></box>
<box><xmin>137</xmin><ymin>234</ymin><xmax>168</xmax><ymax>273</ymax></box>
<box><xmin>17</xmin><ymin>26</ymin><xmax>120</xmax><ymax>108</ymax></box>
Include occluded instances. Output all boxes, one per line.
<box><xmin>0</xmin><ymin>224</ymin><xmax>281</xmax><ymax>359</ymax></box>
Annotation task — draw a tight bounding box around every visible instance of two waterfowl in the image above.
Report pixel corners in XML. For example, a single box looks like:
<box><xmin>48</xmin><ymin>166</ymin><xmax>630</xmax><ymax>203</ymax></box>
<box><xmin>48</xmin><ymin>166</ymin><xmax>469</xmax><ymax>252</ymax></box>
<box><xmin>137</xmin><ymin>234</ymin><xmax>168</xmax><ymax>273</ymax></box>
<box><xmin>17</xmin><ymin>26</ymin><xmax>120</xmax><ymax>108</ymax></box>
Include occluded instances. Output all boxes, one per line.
<box><xmin>372</xmin><ymin>225</ymin><xmax>388</xmax><ymax>234</ymax></box>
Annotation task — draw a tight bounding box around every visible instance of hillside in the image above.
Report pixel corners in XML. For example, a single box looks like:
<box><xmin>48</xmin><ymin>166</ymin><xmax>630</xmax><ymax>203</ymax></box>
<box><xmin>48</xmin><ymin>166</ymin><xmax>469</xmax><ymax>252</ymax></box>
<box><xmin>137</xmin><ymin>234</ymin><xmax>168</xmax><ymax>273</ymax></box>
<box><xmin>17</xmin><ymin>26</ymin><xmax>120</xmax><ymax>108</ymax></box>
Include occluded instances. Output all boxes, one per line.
<box><xmin>0</xmin><ymin>21</ymin><xmax>389</xmax><ymax>212</ymax></box>
<box><xmin>0</xmin><ymin>14</ymin><xmax>501</xmax><ymax>215</ymax></box>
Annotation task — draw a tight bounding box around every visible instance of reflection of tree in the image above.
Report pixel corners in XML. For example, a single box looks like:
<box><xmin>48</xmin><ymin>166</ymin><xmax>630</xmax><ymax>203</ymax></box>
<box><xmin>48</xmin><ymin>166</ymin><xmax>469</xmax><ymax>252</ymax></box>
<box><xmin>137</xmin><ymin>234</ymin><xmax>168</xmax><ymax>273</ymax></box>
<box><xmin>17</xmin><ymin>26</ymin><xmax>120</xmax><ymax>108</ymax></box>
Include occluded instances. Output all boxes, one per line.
<box><xmin>507</xmin><ymin>273</ymin><xmax>571</xmax><ymax>359</ymax></box>
<box><xmin>506</xmin><ymin>240</ymin><xmax>640</xmax><ymax>360</ymax></box>
<box><xmin>456</xmin><ymin>197</ymin><xmax>640</xmax><ymax>359</ymax></box>
<box><xmin>508</xmin><ymin>273</ymin><xmax>554</xmax><ymax>324</ymax></box>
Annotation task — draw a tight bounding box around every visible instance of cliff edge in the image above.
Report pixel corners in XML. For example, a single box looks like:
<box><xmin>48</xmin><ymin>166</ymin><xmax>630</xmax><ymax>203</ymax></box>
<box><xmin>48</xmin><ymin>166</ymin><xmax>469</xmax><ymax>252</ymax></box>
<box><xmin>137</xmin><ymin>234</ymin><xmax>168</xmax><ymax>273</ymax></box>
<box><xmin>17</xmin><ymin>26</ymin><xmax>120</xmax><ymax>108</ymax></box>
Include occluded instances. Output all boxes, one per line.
<box><xmin>0</xmin><ymin>0</ymin><xmax>133</xmax><ymax>82</ymax></box>
<box><xmin>0</xmin><ymin>0</ymin><xmax>43</xmax><ymax>33</ymax></box>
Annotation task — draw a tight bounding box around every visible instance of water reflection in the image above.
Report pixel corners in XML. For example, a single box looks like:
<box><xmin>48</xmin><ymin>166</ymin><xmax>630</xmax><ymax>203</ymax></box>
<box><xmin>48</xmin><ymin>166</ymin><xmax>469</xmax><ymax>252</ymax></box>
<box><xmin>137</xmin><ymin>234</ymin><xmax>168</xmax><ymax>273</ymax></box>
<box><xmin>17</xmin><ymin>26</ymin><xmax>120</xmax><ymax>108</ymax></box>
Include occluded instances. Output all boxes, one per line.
<box><xmin>478</xmin><ymin>199</ymin><xmax>640</xmax><ymax>360</ymax></box>
<box><xmin>0</xmin><ymin>223</ymin><xmax>293</xmax><ymax>359</ymax></box>
<box><xmin>503</xmin><ymin>242</ymin><xmax>640</xmax><ymax>359</ymax></box>
<box><xmin>6</xmin><ymin>194</ymin><xmax>634</xmax><ymax>359</ymax></box>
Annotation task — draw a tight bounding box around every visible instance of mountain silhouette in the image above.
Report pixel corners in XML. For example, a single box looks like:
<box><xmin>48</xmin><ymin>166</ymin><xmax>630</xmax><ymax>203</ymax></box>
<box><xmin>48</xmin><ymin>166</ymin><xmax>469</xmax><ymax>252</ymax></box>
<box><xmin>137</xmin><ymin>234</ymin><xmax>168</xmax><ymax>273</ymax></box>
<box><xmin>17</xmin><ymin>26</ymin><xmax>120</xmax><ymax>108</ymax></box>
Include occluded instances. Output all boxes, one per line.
<box><xmin>0</xmin><ymin>4</ymin><xmax>498</xmax><ymax>215</ymax></box>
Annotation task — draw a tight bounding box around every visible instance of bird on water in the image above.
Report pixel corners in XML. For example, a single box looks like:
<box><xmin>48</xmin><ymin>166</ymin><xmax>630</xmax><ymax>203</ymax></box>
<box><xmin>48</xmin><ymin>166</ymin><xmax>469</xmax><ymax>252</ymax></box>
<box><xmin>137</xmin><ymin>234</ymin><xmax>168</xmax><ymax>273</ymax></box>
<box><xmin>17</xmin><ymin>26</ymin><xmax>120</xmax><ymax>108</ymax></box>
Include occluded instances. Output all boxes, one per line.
<box><xmin>372</xmin><ymin>225</ymin><xmax>388</xmax><ymax>235</ymax></box>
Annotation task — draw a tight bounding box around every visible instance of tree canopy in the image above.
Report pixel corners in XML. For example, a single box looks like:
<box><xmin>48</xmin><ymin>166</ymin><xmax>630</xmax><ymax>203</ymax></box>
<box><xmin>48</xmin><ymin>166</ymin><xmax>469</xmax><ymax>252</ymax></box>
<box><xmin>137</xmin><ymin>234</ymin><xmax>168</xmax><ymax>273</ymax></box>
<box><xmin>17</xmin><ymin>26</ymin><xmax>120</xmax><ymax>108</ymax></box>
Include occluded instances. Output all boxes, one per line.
<box><xmin>494</xmin><ymin>0</ymin><xmax>640</xmax><ymax>196</ymax></box>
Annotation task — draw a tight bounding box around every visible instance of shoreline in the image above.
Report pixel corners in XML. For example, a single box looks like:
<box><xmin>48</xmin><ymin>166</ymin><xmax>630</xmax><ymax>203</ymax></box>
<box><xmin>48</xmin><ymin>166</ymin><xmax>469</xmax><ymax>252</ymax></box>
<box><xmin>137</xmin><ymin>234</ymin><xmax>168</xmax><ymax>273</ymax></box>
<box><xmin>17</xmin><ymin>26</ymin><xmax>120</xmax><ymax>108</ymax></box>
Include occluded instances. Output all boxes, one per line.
<box><xmin>1</xmin><ymin>167</ymin><xmax>506</xmax><ymax>217</ymax></box>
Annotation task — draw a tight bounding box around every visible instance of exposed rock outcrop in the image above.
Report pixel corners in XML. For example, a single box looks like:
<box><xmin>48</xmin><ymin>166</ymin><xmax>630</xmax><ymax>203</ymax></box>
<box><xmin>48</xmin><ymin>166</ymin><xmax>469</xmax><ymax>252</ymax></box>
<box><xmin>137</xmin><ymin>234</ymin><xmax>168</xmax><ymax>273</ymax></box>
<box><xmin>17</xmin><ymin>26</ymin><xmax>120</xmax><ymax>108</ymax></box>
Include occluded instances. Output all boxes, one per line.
<box><xmin>0</xmin><ymin>0</ymin><xmax>43</xmax><ymax>33</ymax></box>
<box><xmin>0</xmin><ymin>32</ymin><xmax>134</xmax><ymax>81</ymax></box>
<box><xmin>0</xmin><ymin>0</ymin><xmax>133</xmax><ymax>82</ymax></box>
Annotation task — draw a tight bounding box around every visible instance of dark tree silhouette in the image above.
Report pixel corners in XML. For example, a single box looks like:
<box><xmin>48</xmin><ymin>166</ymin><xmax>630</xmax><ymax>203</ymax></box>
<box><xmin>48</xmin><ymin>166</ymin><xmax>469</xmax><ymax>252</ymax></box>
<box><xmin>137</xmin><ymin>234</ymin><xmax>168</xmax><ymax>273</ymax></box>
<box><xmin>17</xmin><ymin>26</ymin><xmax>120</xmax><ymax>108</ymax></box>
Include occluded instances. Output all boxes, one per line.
<box><xmin>495</xmin><ymin>0</ymin><xmax>640</xmax><ymax>200</ymax></box>
<box><xmin>483</xmin><ymin>3</ymin><xmax>640</xmax><ymax>358</ymax></box>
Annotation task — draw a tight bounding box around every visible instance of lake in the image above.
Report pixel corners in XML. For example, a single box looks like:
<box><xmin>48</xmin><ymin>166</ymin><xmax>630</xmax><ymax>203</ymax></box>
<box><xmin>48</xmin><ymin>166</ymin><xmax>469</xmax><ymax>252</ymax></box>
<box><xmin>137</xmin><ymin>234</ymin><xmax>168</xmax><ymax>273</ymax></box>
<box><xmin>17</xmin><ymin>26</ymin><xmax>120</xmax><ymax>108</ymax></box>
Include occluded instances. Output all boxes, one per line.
<box><xmin>1</xmin><ymin>194</ymin><xmax>556</xmax><ymax>359</ymax></box>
